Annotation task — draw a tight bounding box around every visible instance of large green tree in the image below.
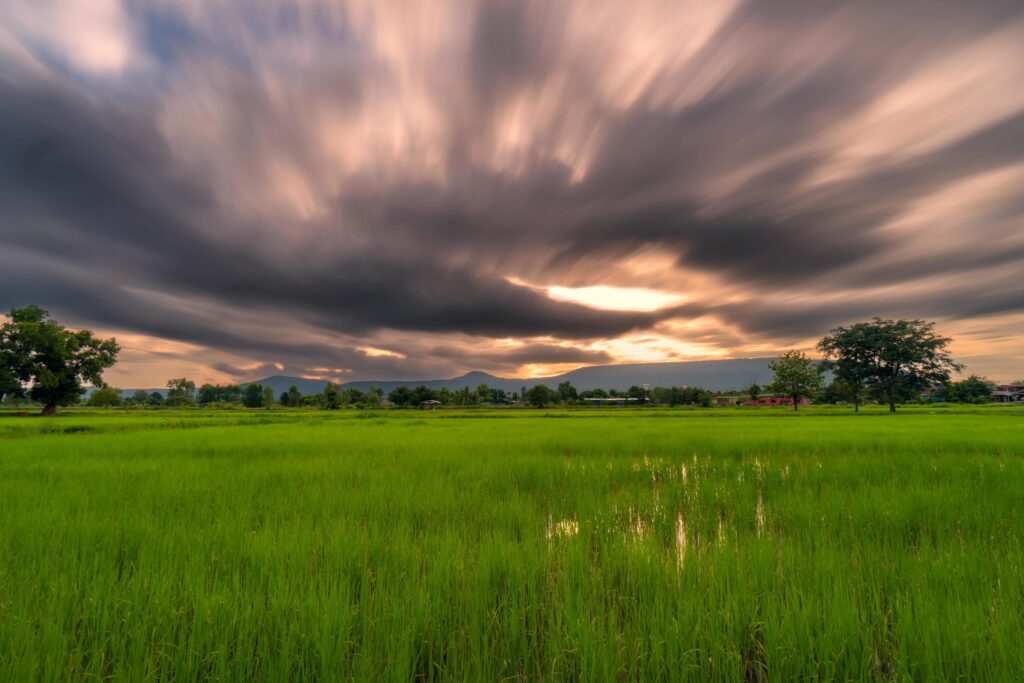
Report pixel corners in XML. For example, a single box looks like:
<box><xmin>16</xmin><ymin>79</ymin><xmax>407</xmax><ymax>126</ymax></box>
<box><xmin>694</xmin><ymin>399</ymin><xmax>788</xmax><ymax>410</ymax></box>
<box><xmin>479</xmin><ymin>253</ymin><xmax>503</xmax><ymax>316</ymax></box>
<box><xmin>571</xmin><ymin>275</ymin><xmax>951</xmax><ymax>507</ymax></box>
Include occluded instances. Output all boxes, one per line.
<box><xmin>0</xmin><ymin>368</ymin><xmax>19</xmax><ymax>405</ymax></box>
<box><xmin>0</xmin><ymin>339</ymin><xmax>20</xmax><ymax>403</ymax></box>
<box><xmin>818</xmin><ymin>318</ymin><xmax>961</xmax><ymax>413</ymax></box>
<box><xmin>388</xmin><ymin>385</ymin><xmax>412</xmax><ymax>406</ymax></box>
<box><xmin>626</xmin><ymin>385</ymin><xmax>649</xmax><ymax>403</ymax></box>
<box><xmin>526</xmin><ymin>384</ymin><xmax>555</xmax><ymax>408</ymax></box>
<box><xmin>411</xmin><ymin>385</ymin><xmax>438</xmax><ymax>404</ymax></box>
<box><xmin>281</xmin><ymin>385</ymin><xmax>303</xmax><ymax>407</ymax></box>
<box><xmin>816</xmin><ymin>328</ymin><xmax>874</xmax><ymax>412</ymax></box>
<box><xmin>340</xmin><ymin>387</ymin><xmax>364</xmax><ymax>406</ymax></box>
<box><xmin>323</xmin><ymin>383</ymin><xmax>342</xmax><ymax>409</ymax></box>
<box><xmin>650</xmin><ymin>386</ymin><xmax>673</xmax><ymax>405</ymax></box>
<box><xmin>768</xmin><ymin>351</ymin><xmax>823</xmax><ymax>411</ymax></box>
<box><xmin>242</xmin><ymin>383</ymin><xmax>264</xmax><ymax>408</ymax></box>
<box><xmin>557</xmin><ymin>381</ymin><xmax>578</xmax><ymax>403</ymax></box>
<box><xmin>166</xmin><ymin>378</ymin><xmax>196</xmax><ymax>407</ymax></box>
<box><xmin>197</xmin><ymin>383</ymin><xmax>219</xmax><ymax>406</ymax></box>
<box><xmin>0</xmin><ymin>306</ymin><xmax>119</xmax><ymax>414</ymax></box>
<box><xmin>0</xmin><ymin>317</ymin><xmax>24</xmax><ymax>405</ymax></box>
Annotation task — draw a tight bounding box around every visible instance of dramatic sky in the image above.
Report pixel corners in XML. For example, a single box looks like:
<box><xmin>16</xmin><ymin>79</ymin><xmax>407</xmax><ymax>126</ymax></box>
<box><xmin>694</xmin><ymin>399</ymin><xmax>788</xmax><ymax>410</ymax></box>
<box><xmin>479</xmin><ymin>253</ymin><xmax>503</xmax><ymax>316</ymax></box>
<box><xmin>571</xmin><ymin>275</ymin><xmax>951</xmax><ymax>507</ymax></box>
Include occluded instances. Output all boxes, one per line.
<box><xmin>2</xmin><ymin>0</ymin><xmax>1024</xmax><ymax>386</ymax></box>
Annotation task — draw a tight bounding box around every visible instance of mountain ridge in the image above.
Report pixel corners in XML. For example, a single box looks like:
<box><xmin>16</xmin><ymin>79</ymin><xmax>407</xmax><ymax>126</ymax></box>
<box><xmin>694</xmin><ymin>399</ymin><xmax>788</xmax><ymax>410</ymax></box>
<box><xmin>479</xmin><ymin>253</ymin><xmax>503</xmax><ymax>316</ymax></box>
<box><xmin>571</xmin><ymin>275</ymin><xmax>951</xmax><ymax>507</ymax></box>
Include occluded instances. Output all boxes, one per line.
<box><xmin>243</xmin><ymin>358</ymin><xmax>777</xmax><ymax>396</ymax></box>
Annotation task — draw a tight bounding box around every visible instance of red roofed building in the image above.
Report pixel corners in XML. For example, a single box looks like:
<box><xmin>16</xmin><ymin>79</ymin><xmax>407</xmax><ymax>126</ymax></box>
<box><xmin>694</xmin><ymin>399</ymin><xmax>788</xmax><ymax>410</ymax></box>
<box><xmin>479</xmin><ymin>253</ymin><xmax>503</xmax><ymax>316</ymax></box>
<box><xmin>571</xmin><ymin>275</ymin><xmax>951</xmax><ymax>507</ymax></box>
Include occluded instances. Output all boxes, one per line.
<box><xmin>750</xmin><ymin>396</ymin><xmax>808</xmax><ymax>407</ymax></box>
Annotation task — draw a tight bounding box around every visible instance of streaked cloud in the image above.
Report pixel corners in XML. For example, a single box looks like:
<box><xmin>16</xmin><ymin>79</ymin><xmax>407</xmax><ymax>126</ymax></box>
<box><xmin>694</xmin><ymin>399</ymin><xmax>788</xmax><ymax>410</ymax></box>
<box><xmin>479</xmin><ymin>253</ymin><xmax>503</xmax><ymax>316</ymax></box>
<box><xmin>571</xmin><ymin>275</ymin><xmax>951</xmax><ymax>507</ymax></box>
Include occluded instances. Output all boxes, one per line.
<box><xmin>1</xmin><ymin>0</ymin><xmax>1023</xmax><ymax>384</ymax></box>
<box><xmin>1</xmin><ymin>0</ymin><xmax>140</xmax><ymax>76</ymax></box>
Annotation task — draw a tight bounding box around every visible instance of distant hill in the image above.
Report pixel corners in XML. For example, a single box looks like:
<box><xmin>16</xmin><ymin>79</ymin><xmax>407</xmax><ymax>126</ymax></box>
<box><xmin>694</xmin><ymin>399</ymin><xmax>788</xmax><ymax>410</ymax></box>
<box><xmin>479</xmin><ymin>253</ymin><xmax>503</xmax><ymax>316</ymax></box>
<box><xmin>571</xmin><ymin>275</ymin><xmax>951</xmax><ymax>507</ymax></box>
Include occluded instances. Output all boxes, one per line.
<box><xmin>241</xmin><ymin>358</ymin><xmax>777</xmax><ymax>396</ymax></box>
<box><xmin>544</xmin><ymin>359</ymin><xmax>776</xmax><ymax>392</ymax></box>
<box><xmin>241</xmin><ymin>374</ymin><xmax>338</xmax><ymax>396</ymax></box>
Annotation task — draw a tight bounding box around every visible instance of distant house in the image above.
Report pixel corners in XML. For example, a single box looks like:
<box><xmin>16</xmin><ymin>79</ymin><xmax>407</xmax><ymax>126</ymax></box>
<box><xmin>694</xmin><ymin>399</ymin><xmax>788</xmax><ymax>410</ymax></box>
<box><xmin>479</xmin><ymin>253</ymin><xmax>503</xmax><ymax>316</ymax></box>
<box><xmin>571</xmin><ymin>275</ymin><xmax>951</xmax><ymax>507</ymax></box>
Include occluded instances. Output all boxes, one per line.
<box><xmin>749</xmin><ymin>396</ymin><xmax>808</xmax><ymax>407</ymax></box>
<box><xmin>582</xmin><ymin>397</ymin><xmax>641</xmax><ymax>406</ymax></box>
<box><xmin>993</xmin><ymin>384</ymin><xmax>1024</xmax><ymax>403</ymax></box>
<box><xmin>420</xmin><ymin>400</ymin><xmax>441</xmax><ymax>410</ymax></box>
<box><xmin>714</xmin><ymin>394</ymin><xmax>741</xmax><ymax>406</ymax></box>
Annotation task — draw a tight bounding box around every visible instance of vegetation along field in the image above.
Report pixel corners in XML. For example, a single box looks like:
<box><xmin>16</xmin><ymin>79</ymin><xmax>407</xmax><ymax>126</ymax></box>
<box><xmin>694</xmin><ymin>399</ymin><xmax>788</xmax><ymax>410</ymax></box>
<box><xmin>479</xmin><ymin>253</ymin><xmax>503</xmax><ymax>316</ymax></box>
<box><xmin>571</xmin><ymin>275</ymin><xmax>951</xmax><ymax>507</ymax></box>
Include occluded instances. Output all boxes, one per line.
<box><xmin>2</xmin><ymin>407</ymin><xmax>1024</xmax><ymax>681</ymax></box>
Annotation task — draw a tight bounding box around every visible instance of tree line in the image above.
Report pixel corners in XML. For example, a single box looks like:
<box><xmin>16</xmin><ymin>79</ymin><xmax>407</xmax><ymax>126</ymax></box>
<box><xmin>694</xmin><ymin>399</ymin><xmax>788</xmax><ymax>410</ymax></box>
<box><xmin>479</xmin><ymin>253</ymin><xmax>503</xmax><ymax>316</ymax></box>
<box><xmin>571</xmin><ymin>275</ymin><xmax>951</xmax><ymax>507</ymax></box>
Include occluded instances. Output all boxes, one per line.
<box><xmin>1</xmin><ymin>306</ymin><xmax>1015</xmax><ymax>414</ymax></box>
<box><xmin>81</xmin><ymin>379</ymin><xmax>714</xmax><ymax>410</ymax></box>
<box><xmin>107</xmin><ymin>380</ymin><xmax>386</xmax><ymax>410</ymax></box>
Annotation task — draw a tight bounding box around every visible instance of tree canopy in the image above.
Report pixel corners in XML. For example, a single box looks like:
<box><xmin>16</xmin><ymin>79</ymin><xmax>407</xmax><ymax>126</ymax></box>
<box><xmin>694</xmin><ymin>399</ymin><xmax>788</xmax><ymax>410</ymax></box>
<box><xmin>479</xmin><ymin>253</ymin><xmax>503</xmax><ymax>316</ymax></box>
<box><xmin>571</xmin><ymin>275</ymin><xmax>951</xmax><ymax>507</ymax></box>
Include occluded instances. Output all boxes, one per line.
<box><xmin>0</xmin><ymin>356</ymin><xmax>19</xmax><ymax>405</ymax></box>
<box><xmin>411</xmin><ymin>385</ymin><xmax>438</xmax><ymax>404</ymax></box>
<box><xmin>388</xmin><ymin>385</ymin><xmax>413</xmax><ymax>406</ymax></box>
<box><xmin>768</xmin><ymin>351</ymin><xmax>823</xmax><ymax>411</ymax></box>
<box><xmin>820</xmin><ymin>378</ymin><xmax>860</xmax><ymax>406</ymax></box>
<box><xmin>166</xmin><ymin>378</ymin><xmax>196</xmax><ymax>407</ymax></box>
<box><xmin>941</xmin><ymin>375</ymin><xmax>995</xmax><ymax>404</ymax></box>
<box><xmin>819</xmin><ymin>318</ymin><xmax>960</xmax><ymax>413</ymax></box>
<box><xmin>323</xmin><ymin>383</ymin><xmax>341</xmax><ymax>409</ymax></box>
<box><xmin>649</xmin><ymin>386</ymin><xmax>712</xmax><ymax>407</ymax></box>
<box><xmin>280</xmin><ymin>385</ymin><xmax>303</xmax><ymax>407</ymax></box>
<box><xmin>242</xmin><ymin>383</ymin><xmax>265</xmax><ymax>408</ymax></box>
<box><xmin>626</xmin><ymin>385</ymin><xmax>649</xmax><ymax>402</ymax></box>
<box><xmin>526</xmin><ymin>384</ymin><xmax>555</xmax><ymax>408</ymax></box>
<box><xmin>557</xmin><ymin>381</ymin><xmax>578</xmax><ymax>403</ymax></box>
<box><xmin>197</xmin><ymin>383</ymin><xmax>242</xmax><ymax>406</ymax></box>
<box><xmin>0</xmin><ymin>306</ymin><xmax>119</xmax><ymax>414</ymax></box>
<box><xmin>87</xmin><ymin>385</ymin><xmax>124</xmax><ymax>408</ymax></box>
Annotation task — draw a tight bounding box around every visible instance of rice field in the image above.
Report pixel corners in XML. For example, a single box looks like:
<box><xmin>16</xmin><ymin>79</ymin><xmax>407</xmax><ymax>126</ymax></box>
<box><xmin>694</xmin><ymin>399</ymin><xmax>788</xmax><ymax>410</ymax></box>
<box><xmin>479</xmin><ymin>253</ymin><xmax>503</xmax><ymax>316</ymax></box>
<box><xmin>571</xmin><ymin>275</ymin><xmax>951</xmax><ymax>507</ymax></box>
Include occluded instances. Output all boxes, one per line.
<box><xmin>1</xmin><ymin>406</ymin><xmax>1023</xmax><ymax>681</ymax></box>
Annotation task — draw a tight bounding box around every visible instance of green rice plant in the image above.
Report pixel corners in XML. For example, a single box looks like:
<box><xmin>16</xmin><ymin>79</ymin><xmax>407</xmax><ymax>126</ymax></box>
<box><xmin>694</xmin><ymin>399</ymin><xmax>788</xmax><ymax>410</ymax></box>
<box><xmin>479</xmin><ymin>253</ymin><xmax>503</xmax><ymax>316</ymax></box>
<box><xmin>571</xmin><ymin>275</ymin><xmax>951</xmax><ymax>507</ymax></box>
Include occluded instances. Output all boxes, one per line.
<box><xmin>0</xmin><ymin>409</ymin><xmax>1022</xmax><ymax>680</ymax></box>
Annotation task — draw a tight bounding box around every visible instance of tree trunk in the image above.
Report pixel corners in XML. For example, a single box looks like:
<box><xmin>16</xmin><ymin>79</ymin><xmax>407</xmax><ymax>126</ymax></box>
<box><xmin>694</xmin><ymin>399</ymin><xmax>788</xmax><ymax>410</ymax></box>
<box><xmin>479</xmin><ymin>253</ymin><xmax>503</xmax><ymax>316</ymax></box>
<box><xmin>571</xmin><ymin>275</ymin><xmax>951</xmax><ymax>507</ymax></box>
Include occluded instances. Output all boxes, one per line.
<box><xmin>793</xmin><ymin>395</ymin><xmax>799</xmax><ymax>411</ymax></box>
<box><xmin>887</xmin><ymin>390</ymin><xmax>896</xmax><ymax>413</ymax></box>
<box><xmin>41</xmin><ymin>404</ymin><xmax>57</xmax><ymax>416</ymax></box>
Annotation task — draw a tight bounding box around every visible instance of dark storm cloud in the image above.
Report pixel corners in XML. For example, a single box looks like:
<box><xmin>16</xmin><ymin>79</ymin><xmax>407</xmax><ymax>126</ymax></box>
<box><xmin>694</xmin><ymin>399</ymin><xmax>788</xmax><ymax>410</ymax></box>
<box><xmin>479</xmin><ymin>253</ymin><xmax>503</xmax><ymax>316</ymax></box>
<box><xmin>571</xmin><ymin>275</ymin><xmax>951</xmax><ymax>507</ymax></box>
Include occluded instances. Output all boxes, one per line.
<box><xmin>1</xmin><ymin>0</ymin><xmax>1024</xmax><ymax>380</ymax></box>
<box><xmin>0</xmin><ymin>77</ymin><xmax>671</xmax><ymax>347</ymax></box>
<box><xmin>470</xmin><ymin>0</ymin><xmax>541</xmax><ymax>102</ymax></box>
<box><xmin>209</xmin><ymin>362</ymin><xmax>281</xmax><ymax>379</ymax></box>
